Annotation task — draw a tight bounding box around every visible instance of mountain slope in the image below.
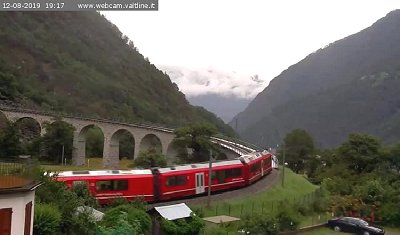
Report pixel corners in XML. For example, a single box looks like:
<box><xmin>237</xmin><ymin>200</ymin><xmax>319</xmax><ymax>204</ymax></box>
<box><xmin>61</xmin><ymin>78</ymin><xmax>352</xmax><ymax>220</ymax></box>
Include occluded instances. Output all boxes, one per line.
<box><xmin>0</xmin><ymin>12</ymin><xmax>234</xmax><ymax>135</ymax></box>
<box><xmin>188</xmin><ymin>94</ymin><xmax>251</xmax><ymax>123</ymax></box>
<box><xmin>231</xmin><ymin>10</ymin><xmax>400</xmax><ymax>148</ymax></box>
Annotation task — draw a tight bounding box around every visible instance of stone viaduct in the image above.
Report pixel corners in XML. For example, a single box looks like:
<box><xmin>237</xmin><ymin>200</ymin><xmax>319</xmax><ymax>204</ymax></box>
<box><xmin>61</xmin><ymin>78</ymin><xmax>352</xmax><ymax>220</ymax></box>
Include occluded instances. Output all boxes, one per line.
<box><xmin>0</xmin><ymin>107</ymin><xmax>242</xmax><ymax>168</ymax></box>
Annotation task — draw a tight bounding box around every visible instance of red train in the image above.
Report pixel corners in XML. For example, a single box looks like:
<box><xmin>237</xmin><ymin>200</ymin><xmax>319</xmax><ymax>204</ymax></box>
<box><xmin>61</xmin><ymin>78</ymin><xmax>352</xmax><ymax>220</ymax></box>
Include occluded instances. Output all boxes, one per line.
<box><xmin>55</xmin><ymin>151</ymin><xmax>273</xmax><ymax>204</ymax></box>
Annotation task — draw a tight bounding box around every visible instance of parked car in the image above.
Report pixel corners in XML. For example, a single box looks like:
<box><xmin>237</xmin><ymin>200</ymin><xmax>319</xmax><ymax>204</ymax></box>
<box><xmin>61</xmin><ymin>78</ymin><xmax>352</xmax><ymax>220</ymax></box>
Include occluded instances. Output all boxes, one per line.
<box><xmin>327</xmin><ymin>217</ymin><xmax>384</xmax><ymax>235</ymax></box>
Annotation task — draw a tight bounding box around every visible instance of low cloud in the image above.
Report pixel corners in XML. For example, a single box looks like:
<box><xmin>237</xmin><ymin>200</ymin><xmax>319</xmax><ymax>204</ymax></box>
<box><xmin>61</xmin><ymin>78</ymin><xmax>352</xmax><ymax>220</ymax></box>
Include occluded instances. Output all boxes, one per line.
<box><xmin>158</xmin><ymin>65</ymin><xmax>266</xmax><ymax>99</ymax></box>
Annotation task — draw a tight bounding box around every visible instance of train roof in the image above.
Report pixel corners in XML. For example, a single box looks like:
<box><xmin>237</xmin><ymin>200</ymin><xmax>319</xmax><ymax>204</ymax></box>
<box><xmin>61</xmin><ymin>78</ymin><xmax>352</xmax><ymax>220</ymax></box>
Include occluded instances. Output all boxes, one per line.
<box><xmin>239</xmin><ymin>151</ymin><xmax>271</xmax><ymax>164</ymax></box>
<box><xmin>56</xmin><ymin>169</ymin><xmax>153</xmax><ymax>177</ymax></box>
<box><xmin>157</xmin><ymin>159</ymin><xmax>243</xmax><ymax>173</ymax></box>
<box><xmin>54</xmin><ymin>151</ymin><xmax>272</xmax><ymax>178</ymax></box>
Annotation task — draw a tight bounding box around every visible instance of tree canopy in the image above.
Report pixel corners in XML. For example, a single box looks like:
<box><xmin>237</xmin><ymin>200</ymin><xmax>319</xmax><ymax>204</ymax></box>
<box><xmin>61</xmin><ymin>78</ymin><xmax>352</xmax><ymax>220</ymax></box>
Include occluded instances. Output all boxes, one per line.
<box><xmin>173</xmin><ymin>123</ymin><xmax>218</xmax><ymax>163</ymax></box>
<box><xmin>281</xmin><ymin>129</ymin><xmax>315</xmax><ymax>173</ymax></box>
<box><xmin>40</xmin><ymin>120</ymin><xmax>75</xmax><ymax>163</ymax></box>
<box><xmin>338</xmin><ymin>133</ymin><xmax>381</xmax><ymax>173</ymax></box>
<box><xmin>0</xmin><ymin>121</ymin><xmax>22</xmax><ymax>158</ymax></box>
<box><xmin>133</xmin><ymin>148</ymin><xmax>167</xmax><ymax>168</ymax></box>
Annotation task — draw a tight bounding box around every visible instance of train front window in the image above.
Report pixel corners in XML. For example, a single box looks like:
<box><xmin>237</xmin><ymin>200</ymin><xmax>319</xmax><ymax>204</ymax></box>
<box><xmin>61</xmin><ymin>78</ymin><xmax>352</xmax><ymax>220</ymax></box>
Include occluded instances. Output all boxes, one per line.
<box><xmin>251</xmin><ymin>163</ymin><xmax>261</xmax><ymax>173</ymax></box>
<box><xmin>96</xmin><ymin>180</ymin><xmax>128</xmax><ymax>191</ymax></box>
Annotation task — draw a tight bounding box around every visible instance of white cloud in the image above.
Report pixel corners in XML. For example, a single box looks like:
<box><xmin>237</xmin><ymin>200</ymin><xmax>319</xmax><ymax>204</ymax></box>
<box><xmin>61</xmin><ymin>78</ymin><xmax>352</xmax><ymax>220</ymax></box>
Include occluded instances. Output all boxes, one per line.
<box><xmin>159</xmin><ymin>65</ymin><xmax>265</xmax><ymax>98</ymax></box>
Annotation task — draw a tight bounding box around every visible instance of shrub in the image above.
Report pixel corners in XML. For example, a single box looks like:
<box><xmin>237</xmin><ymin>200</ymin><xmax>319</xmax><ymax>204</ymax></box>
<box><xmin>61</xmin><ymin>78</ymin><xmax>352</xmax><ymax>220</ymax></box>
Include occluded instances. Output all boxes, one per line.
<box><xmin>71</xmin><ymin>182</ymin><xmax>98</xmax><ymax>208</ymax></box>
<box><xmin>276</xmin><ymin>209</ymin><xmax>300</xmax><ymax>231</ymax></box>
<box><xmin>33</xmin><ymin>203</ymin><xmax>62</xmax><ymax>235</ymax></box>
<box><xmin>239</xmin><ymin>213</ymin><xmax>279</xmax><ymax>235</ymax></box>
<box><xmin>98</xmin><ymin>212</ymin><xmax>140</xmax><ymax>235</ymax></box>
<box><xmin>133</xmin><ymin>148</ymin><xmax>167</xmax><ymax>168</ymax></box>
<box><xmin>70</xmin><ymin>208</ymin><xmax>99</xmax><ymax>235</ymax></box>
<box><xmin>377</xmin><ymin>202</ymin><xmax>400</xmax><ymax>226</ymax></box>
<box><xmin>161</xmin><ymin>214</ymin><xmax>205</xmax><ymax>235</ymax></box>
<box><xmin>101</xmin><ymin>205</ymin><xmax>151</xmax><ymax>234</ymax></box>
<box><xmin>109</xmin><ymin>196</ymin><xmax>129</xmax><ymax>207</ymax></box>
<box><xmin>129</xmin><ymin>196</ymin><xmax>148</xmax><ymax>211</ymax></box>
<box><xmin>296</xmin><ymin>203</ymin><xmax>311</xmax><ymax>216</ymax></box>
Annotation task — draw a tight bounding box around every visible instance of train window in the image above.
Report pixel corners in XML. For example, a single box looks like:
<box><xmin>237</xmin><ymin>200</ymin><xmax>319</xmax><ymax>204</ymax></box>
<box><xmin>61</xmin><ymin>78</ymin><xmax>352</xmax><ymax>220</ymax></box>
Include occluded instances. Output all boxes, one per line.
<box><xmin>216</xmin><ymin>170</ymin><xmax>226</xmax><ymax>183</ymax></box>
<box><xmin>166</xmin><ymin>175</ymin><xmax>187</xmax><ymax>187</ymax></box>
<box><xmin>251</xmin><ymin>163</ymin><xmax>261</xmax><ymax>173</ymax></box>
<box><xmin>211</xmin><ymin>171</ymin><xmax>217</xmax><ymax>180</ymax></box>
<box><xmin>96</xmin><ymin>180</ymin><xmax>128</xmax><ymax>191</ymax></box>
<box><xmin>226</xmin><ymin>168</ymin><xmax>242</xmax><ymax>177</ymax></box>
<box><xmin>263</xmin><ymin>159</ymin><xmax>270</xmax><ymax>167</ymax></box>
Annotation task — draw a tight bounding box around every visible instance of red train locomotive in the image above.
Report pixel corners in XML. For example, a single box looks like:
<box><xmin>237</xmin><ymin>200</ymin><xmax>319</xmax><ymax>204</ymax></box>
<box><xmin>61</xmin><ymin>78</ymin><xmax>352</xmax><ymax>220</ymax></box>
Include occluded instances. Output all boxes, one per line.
<box><xmin>56</xmin><ymin>151</ymin><xmax>273</xmax><ymax>204</ymax></box>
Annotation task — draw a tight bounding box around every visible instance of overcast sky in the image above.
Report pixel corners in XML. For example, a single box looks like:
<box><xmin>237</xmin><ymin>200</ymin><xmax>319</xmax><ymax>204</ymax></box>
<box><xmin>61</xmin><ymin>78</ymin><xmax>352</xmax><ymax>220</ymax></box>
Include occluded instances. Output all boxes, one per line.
<box><xmin>101</xmin><ymin>1</ymin><xmax>400</xmax><ymax>98</ymax></box>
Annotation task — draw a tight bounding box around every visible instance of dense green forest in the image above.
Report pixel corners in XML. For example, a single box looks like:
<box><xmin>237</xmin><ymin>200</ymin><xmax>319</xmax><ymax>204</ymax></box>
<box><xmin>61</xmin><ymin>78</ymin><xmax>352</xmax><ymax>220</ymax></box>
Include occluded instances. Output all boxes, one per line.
<box><xmin>0</xmin><ymin>12</ymin><xmax>234</xmax><ymax>136</ymax></box>
<box><xmin>280</xmin><ymin>129</ymin><xmax>400</xmax><ymax>226</ymax></box>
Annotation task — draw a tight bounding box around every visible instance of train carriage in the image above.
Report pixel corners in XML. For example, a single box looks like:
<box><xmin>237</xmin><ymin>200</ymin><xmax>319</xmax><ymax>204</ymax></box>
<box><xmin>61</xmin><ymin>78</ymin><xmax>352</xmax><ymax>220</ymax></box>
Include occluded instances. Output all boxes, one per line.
<box><xmin>240</xmin><ymin>151</ymin><xmax>272</xmax><ymax>185</ymax></box>
<box><xmin>154</xmin><ymin>159</ymin><xmax>248</xmax><ymax>201</ymax></box>
<box><xmin>154</xmin><ymin>164</ymin><xmax>208</xmax><ymax>201</ymax></box>
<box><xmin>209</xmin><ymin>160</ymin><xmax>246</xmax><ymax>191</ymax></box>
<box><xmin>57</xmin><ymin>169</ymin><xmax>154</xmax><ymax>204</ymax></box>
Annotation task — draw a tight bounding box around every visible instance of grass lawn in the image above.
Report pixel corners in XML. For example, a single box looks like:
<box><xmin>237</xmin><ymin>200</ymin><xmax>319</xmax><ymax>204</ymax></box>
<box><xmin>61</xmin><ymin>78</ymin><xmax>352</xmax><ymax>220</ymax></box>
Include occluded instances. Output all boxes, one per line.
<box><xmin>196</xmin><ymin>168</ymin><xmax>319</xmax><ymax>217</ymax></box>
<box><xmin>386</xmin><ymin>227</ymin><xmax>400</xmax><ymax>233</ymax></box>
<box><xmin>41</xmin><ymin>158</ymin><xmax>134</xmax><ymax>171</ymax></box>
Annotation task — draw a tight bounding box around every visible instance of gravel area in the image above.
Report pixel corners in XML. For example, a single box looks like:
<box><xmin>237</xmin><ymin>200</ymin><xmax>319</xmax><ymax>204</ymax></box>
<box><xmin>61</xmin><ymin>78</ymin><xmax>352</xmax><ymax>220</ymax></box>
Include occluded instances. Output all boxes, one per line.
<box><xmin>150</xmin><ymin>169</ymin><xmax>280</xmax><ymax>208</ymax></box>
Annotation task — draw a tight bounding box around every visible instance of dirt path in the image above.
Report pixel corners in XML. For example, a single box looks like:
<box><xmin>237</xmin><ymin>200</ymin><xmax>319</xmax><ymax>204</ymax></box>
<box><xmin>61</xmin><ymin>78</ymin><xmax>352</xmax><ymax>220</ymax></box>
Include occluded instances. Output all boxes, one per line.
<box><xmin>150</xmin><ymin>169</ymin><xmax>280</xmax><ymax>208</ymax></box>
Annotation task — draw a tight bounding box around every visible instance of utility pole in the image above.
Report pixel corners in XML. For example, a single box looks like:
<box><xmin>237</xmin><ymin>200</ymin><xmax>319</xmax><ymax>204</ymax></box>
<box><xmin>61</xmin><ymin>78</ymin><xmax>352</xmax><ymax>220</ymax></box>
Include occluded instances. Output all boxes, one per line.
<box><xmin>207</xmin><ymin>149</ymin><xmax>213</xmax><ymax>207</ymax></box>
<box><xmin>282</xmin><ymin>143</ymin><xmax>286</xmax><ymax>187</ymax></box>
<box><xmin>61</xmin><ymin>144</ymin><xmax>65</xmax><ymax>165</ymax></box>
<box><xmin>235</xmin><ymin>118</ymin><xmax>238</xmax><ymax>131</ymax></box>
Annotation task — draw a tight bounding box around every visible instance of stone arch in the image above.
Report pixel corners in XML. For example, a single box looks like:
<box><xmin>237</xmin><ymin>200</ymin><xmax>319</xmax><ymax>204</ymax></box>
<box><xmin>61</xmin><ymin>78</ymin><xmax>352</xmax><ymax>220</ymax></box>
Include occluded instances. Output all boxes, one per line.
<box><xmin>139</xmin><ymin>133</ymin><xmax>162</xmax><ymax>155</ymax></box>
<box><xmin>40</xmin><ymin>119</ymin><xmax>74</xmax><ymax>164</ymax></box>
<box><xmin>14</xmin><ymin>117</ymin><xmax>42</xmax><ymax>143</ymax></box>
<box><xmin>0</xmin><ymin>111</ymin><xmax>8</xmax><ymax>129</ymax></box>
<box><xmin>105</xmin><ymin>129</ymin><xmax>135</xmax><ymax>168</ymax></box>
<box><xmin>75</xmin><ymin>124</ymin><xmax>104</xmax><ymax>165</ymax></box>
<box><xmin>166</xmin><ymin>139</ymin><xmax>186</xmax><ymax>164</ymax></box>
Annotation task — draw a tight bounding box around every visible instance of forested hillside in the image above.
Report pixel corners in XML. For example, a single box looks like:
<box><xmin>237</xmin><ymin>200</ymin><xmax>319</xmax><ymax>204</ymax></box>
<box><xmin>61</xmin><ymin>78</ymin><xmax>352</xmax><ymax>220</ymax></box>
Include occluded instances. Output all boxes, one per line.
<box><xmin>231</xmin><ymin>9</ymin><xmax>400</xmax><ymax>147</ymax></box>
<box><xmin>0</xmin><ymin>12</ymin><xmax>234</xmax><ymax>135</ymax></box>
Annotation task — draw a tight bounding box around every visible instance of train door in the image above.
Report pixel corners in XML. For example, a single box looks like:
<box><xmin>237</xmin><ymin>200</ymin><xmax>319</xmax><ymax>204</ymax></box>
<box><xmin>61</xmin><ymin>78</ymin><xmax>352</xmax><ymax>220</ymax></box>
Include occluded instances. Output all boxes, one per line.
<box><xmin>261</xmin><ymin>160</ymin><xmax>264</xmax><ymax>176</ymax></box>
<box><xmin>195</xmin><ymin>173</ymin><xmax>205</xmax><ymax>194</ymax></box>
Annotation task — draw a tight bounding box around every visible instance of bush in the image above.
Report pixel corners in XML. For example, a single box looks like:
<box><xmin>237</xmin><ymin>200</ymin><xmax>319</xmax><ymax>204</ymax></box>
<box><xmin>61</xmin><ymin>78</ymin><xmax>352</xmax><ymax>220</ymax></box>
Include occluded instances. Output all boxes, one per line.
<box><xmin>161</xmin><ymin>214</ymin><xmax>205</xmax><ymax>235</ymax></box>
<box><xmin>129</xmin><ymin>196</ymin><xmax>148</xmax><ymax>211</ymax></box>
<box><xmin>33</xmin><ymin>203</ymin><xmax>62</xmax><ymax>235</ymax></box>
<box><xmin>109</xmin><ymin>196</ymin><xmax>129</xmax><ymax>207</ymax></box>
<box><xmin>296</xmin><ymin>203</ymin><xmax>311</xmax><ymax>216</ymax></box>
<box><xmin>98</xmin><ymin>212</ymin><xmax>140</xmax><ymax>235</ymax></box>
<box><xmin>71</xmin><ymin>182</ymin><xmax>98</xmax><ymax>208</ymax></box>
<box><xmin>70</xmin><ymin>208</ymin><xmax>99</xmax><ymax>235</ymax></box>
<box><xmin>311</xmin><ymin>195</ymin><xmax>329</xmax><ymax>213</ymax></box>
<box><xmin>377</xmin><ymin>202</ymin><xmax>400</xmax><ymax>226</ymax></box>
<box><xmin>239</xmin><ymin>213</ymin><xmax>279</xmax><ymax>235</ymax></box>
<box><xmin>133</xmin><ymin>148</ymin><xmax>167</xmax><ymax>168</ymax></box>
<box><xmin>101</xmin><ymin>205</ymin><xmax>151</xmax><ymax>234</ymax></box>
<box><xmin>276</xmin><ymin>209</ymin><xmax>300</xmax><ymax>231</ymax></box>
